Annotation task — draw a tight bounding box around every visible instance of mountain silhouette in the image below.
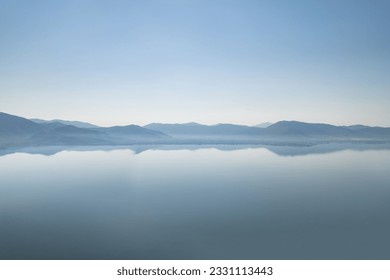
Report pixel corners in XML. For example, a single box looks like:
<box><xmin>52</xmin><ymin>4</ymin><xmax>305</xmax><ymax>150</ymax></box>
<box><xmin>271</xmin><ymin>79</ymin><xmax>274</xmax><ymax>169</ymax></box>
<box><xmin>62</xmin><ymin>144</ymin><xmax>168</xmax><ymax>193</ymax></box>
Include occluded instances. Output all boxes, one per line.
<box><xmin>144</xmin><ymin>123</ymin><xmax>263</xmax><ymax>136</ymax></box>
<box><xmin>1</xmin><ymin>112</ymin><xmax>390</xmax><ymax>149</ymax></box>
<box><xmin>265</xmin><ymin>121</ymin><xmax>390</xmax><ymax>140</ymax></box>
<box><xmin>95</xmin><ymin>125</ymin><xmax>167</xmax><ymax>138</ymax></box>
<box><xmin>31</xmin><ymin>118</ymin><xmax>99</xmax><ymax>128</ymax></box>
<box><xmin>0</xmin><ymin>112</ymin><xmax>169</xmax><ymax>148</ymax></box>
<box><xmin>0</xmin><ymin>112</ymin><xmax>45</xmax><ymax>136</ymax></box>
<box><xmin>0</xmin><ymin>112</ymin><xmax>47</xmax><ymax>147</ymax></box>
<box><xmin>253</xmin><ymin>122</ymin><xmax>273</xmax><ymax>128</ymax></box>
<box><xmin>28</xmin><ymin>125</ymin><xmax>110</xmax><ymax>146</ymax></box>
<box><xmin>265</xmin><ymin>121</ymin><xmax>354</xmax><ymax>138</ymax></box>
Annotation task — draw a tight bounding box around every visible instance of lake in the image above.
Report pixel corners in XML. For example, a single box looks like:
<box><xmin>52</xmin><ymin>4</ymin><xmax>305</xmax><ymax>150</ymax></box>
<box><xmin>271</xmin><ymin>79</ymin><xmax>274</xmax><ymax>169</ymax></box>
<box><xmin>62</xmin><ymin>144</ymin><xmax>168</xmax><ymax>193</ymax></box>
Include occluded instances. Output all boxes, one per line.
<box><xmin>0</xmin><ymin>145</ymin><xmax>389</xmax><ymax>259</ymax></box>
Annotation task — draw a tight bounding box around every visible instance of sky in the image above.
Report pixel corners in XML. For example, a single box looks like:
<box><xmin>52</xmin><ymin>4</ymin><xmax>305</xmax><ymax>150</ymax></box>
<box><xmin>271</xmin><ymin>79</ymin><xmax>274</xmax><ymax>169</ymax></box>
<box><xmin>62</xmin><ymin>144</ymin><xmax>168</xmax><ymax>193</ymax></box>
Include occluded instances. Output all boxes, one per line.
<box><xmin>0</xmin><ymin>0</ymin><xmax>389</xmax><ymax>127</ymax></box>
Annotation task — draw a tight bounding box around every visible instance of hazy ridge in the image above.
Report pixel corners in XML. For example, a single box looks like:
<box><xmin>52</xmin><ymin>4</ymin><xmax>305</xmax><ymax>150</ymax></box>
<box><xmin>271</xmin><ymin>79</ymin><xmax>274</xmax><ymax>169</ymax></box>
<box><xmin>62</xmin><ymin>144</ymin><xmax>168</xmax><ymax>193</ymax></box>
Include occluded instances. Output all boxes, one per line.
<box><xmin>1</xmin><ymin>112</ymin><xmax>390</xmax><ymax>149</ymax></box>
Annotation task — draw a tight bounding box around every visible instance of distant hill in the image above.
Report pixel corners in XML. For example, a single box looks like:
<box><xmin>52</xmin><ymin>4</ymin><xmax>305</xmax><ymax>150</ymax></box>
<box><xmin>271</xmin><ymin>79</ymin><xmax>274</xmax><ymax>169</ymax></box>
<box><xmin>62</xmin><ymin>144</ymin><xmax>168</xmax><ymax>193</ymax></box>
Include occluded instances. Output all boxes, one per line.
<box><xmin>254</xmin><ymin>122</ymin><xmax>273</xmax><ymax>128</ymax></box>
<box><xmin>144</xmin><ymin>123</ymin><xmax>263</xmax><ymax>137</ymax></box>
<box><xmin>92</xmin><ymin>125</ymin><xmax>170</xmax><ymax>144</ymax></box>
<box><xmin>0</xmin><ymin>112</ymin><xmax>47</xmax><ymax>147</ymax></box>
<box><xmin>1</xmin><ymin>112</ymin><xmax>169</xmax><ymax>148</ymax></box>
<box><xmin>37</xmin><ymin>122</ymin><xmax>68</xmax><ymax>129</ymax></box>
<box><xmin>266</xmin><ymin>121</ymin><xmax>390</xmax><ymax>140</ymax></box>
<box><xmin>95</xmin><ymin>125</ymin><xmax>167</xmax><ymax>138</ymax></box>
<box><xmin>265</xmin><ymin>121</ymin><xmax>355</xmax><ymax>138</ymax></box>
<box><xmin>28</xmin><ymin>125</ymin><xmax>110</xmax><ymax>146</ymax></box>
<box><xmin>31</xmin><ymin>118</ymin><xmax>99</xmax><ymax>129</ymax></box>
<box><xmin>1</xmin><ymin>112</ymin><xmax>390</xmax><ymax>148</ymax></box>
<box><xmin>145</xmin><ymin>120</ymin><xmax>390</xmax><ymax>143</ymax></box>
<box><xmin>348</xmin><ymin>126</ymin><xmax>390</xmax><ymax>139</ymax></box>
<box><xmin>0</xmin><ymin>112</ymin><xmax>46</xmax><ymax>137</ymax></box>
<box><xmin>144</xmin><ymin>122</ymin><xmax>208</xmax><ymax>136</ymax></box>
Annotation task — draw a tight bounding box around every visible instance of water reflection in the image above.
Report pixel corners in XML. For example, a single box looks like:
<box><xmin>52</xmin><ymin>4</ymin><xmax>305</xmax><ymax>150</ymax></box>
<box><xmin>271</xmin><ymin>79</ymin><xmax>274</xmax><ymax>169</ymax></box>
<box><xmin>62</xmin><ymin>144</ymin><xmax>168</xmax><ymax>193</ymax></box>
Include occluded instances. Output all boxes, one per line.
<box><xmin>0</xmin><ymin>147</ymin><xmax>389</xmax><ymax>259</ymax></box>
<box><xmin>1</xmin><ymin>142</ymin><xmax>390</xmax><ymax>157</ymax></box>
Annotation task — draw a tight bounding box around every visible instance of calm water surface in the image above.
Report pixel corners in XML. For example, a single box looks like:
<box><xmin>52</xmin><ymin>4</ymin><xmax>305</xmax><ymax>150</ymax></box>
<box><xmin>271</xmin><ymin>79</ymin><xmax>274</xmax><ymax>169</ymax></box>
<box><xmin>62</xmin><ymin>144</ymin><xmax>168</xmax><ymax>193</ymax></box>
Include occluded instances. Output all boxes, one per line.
<box><xmin>0</xmin><ymin>146</ymin><xmax>389</xmax><ymax>259</ymax></box>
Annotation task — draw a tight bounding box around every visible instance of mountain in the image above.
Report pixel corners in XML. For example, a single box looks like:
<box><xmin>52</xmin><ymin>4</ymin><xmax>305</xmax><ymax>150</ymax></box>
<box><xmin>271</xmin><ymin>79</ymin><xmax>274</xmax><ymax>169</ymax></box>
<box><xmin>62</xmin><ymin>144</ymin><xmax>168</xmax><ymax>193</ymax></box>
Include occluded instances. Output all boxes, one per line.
<box><xmin>95</xmin><ymin>125</ymin><xmax>167</xmax><ymax>138</ymax></box>
<box><xmin>2</xmin><ymin>112</ymin><xmax>390</xmax><ymax>148</ymax></box>
<box><xmin>348</xmin><ymin>126</ymin><xmax>390</xmax><ymax>139</ymax></box>
<box><xmin>31</xmin><ymin>118</ymin><xmax>99</xmax><ymax>129</ymax></box>
<box><xmin>28</xmin><ymin>125</ymin><xmax>110</xmax><ymax>146</ymax></box>
<box><xmin>0</xmin><ymin>112</ymin><xmax>47</xmax><ymax>147</ymax></box>
<box><xmin>92</xmin><ymin>125</ymin><xmax>170</xmax><ymax>144</ymax></box>
<box><xmin>0</xmin><ymin>112</ymin><xmax>169</xmax><ymax>148</ymax></box>
<box><xmin>37</xmin><ymin>122</ymin><xmax>68</xmax><ymax>129</ymax></box>
<box><xmin>144</xmin><ymin>123</ymin><xmax>264</xmax><ymax>137</ymax></box>
<box><xmin>0</xmin><ymin>112</ymin><xmax>46</xmax><ymax>136</ymax></box>
<box><xmin>144</xmin><ymin>122</ymin><xmax>208</xmax><ymax>136</ymax></box>
<box><xmin>266</xmin><ymin>121</ymin><xmax>390</xmax><ymax>140</ymax></box>
<box><xmin>145</xmin><ymin>120</ymin><xmax>390</xmax><ymax>143</ymax></box>
<box><xmin>265</xmin><ymin>121</ymin><xmax>355</xmax><ymax>138</ymax></box>
<box><xmin>254</xmin><ymin>122</ymin><xmax>273</xmax><ymax>128</ymax></box>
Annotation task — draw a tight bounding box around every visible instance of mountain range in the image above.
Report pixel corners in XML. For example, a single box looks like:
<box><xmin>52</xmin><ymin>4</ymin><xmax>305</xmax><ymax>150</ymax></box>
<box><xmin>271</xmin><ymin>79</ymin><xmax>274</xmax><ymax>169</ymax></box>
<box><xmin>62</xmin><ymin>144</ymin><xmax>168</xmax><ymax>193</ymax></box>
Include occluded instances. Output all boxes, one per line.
<box><xmin>1</xmin><ymin>112</ymin><xmax>390</xmax><ymax>149</ymax></box>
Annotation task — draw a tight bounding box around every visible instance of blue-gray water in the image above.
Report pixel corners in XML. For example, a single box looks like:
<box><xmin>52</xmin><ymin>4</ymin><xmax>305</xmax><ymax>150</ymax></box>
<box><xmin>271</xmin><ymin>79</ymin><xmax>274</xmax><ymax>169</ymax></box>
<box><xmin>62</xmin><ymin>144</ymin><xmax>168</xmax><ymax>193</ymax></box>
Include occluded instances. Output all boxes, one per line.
<box><xmin>0</xmin><ymin>146</ymin><xmax>389</xmax><ymax>259</ymax></box>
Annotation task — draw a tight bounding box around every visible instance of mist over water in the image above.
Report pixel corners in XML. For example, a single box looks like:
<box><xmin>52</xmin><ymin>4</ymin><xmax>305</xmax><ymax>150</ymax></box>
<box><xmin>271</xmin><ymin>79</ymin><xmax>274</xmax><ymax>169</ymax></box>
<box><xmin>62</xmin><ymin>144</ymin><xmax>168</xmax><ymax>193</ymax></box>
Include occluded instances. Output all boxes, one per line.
<box><xmin>0</xmin><ymin>147</ymin><xmax>389</xmax><ymax>259</ymax></box>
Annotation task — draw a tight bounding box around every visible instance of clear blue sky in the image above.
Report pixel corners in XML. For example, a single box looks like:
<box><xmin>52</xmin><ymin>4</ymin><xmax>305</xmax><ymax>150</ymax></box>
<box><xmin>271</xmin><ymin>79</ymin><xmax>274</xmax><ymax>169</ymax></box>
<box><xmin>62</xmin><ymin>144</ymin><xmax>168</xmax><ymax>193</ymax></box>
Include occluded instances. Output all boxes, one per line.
<box><xmin>1</xmin><ymin>0</ymin><xmax>389</xmax><ymax>126</ymax></box>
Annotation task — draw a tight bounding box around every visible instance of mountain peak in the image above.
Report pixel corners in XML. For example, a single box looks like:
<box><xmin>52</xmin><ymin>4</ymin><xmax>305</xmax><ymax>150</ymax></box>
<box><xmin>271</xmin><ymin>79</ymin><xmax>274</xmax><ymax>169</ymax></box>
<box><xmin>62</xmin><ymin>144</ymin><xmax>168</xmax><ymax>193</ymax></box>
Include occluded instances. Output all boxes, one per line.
<box><xmin>253</xmin><ymin>122</ymin><xmax>273</xmax><ymax>128</ymax></box>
